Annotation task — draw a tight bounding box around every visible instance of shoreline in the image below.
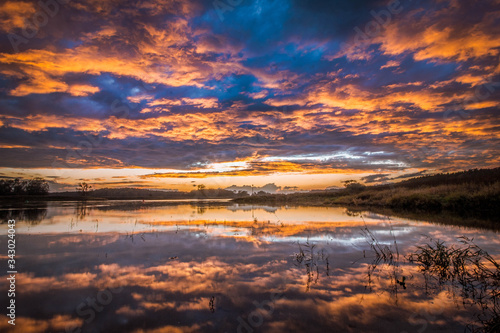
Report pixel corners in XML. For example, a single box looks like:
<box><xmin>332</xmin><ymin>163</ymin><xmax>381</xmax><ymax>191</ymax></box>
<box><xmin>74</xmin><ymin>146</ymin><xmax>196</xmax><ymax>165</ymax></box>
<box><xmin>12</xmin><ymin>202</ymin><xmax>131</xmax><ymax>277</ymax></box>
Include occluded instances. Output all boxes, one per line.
<box><xmin>0</xmin><ymin>195</ymin><xmax>498</xmax><ymax>231</ymax></box>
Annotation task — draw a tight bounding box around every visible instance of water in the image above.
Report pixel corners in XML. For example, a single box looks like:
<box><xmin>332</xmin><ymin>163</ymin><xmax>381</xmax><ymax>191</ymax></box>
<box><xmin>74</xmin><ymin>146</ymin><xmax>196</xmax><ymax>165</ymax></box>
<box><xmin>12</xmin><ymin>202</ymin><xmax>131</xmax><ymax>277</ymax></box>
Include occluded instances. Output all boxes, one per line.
<box><xmin>0</xmin><ymin>201</ymin><xmax>498</xmax><ymax>332</ymax></box>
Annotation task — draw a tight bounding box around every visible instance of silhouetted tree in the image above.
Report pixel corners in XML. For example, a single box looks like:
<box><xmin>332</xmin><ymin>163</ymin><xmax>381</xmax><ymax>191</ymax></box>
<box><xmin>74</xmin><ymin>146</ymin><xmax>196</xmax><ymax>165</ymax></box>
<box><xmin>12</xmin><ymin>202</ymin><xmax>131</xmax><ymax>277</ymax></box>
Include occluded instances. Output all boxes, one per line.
<box><xmin>0</xmin><ymin>179</ymin><xmax>12</xmax><ymax>195</ymax></box>
<box><xmin>25</xmin><ymin>178</ymin><xmax>49</xmax><ymax>195</ymax></box>
<box><xmin>342</xmin><ymin>180</ymin><xmax>365</xmax><ymax>191</ymax></box>
<box><xmin>0</xmin><ymin>178</ymin><xmax>49</xmax><ymax>195</ymax></box>
<box><xmin>77</xmin><ymin>182</ymin><xmax>92</xmax><ymax>197</ymax></box>
<box><xmin>12</xmin><ymin>178</ymin><xmax>26</xmax><ymax>194</ymax></box>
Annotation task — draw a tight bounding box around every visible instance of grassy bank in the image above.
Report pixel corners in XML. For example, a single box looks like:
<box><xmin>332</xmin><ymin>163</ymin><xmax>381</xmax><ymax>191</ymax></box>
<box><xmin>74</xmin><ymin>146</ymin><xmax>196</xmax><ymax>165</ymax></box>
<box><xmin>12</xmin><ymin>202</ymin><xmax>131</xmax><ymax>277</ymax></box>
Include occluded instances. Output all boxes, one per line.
<box><xmin>232</xmin><ymin>168</ymin><xmax>500</xmax><ymax>225</ymax></box>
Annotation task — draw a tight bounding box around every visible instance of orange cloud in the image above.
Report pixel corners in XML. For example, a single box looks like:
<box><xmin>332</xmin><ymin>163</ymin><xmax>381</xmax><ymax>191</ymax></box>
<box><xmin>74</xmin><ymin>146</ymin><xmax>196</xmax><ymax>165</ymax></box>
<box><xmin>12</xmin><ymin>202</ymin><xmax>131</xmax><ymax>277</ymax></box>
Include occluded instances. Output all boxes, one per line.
<box><xmin>68</xmin><ymin>84</ymin><xmax>101</xmax><ymax>97</ymax></box>
<box><xmin>0</xmin><ymin>1</ymin><xmax>36</xmax><ymax>32</ymax></box>
<box><xmin>0</xmin><ymin>315</ymin><xmax>83</xmax><ymax>333</ymax></box>
<box><xmin>339</xmin><ymin>2</ymin><xmax>500</xmax><ymax>64</ymax></box>
<box><xmin>132</xmin><ymin>324</ymin><xmax>202</xmax><ymax>333</ymax></box>
<box><xmin>1</xmin><ymin>114</ymin><xmax>105</xmax><ymax>133</ymax></box>
<box><xmin>0</xmin><ymin>15</ymin><xmax>237</xmax><ymax>94</ymax></box>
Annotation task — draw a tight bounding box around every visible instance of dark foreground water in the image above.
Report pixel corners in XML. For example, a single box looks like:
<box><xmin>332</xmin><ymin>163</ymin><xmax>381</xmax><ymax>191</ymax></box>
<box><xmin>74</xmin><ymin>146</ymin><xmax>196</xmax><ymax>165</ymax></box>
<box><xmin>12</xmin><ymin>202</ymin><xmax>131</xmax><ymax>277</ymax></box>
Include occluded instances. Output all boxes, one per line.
<box><xmin>0</xmin><ymin>201</ymin><xmax>499</xmax><ymax>333</ymax></box>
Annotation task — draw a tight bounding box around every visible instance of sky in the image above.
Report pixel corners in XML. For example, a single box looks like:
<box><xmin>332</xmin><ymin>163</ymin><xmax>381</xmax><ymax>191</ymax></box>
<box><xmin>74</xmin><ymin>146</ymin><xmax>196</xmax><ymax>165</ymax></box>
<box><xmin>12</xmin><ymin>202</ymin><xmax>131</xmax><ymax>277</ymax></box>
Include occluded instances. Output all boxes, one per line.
<box><xmin>0</xmin><ymin>0</ymin><xmax>499</xmax><ymax>192</ymax></box>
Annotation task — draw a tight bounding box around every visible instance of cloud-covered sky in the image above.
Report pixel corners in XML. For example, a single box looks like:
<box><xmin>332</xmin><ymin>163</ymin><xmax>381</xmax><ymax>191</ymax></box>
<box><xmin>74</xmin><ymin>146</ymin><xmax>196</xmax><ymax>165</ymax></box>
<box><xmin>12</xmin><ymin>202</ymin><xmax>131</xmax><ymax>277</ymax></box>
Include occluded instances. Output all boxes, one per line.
<box><xmin>0</xmin><ymin>0</ymin><xmax>499</xmax><ymax>190</ymax></box>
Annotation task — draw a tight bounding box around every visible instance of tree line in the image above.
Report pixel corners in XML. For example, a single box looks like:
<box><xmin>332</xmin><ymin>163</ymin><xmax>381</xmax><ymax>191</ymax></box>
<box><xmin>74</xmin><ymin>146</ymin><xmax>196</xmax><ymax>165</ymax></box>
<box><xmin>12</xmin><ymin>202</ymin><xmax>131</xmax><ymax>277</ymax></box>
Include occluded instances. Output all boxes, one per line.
<box><xmin>0</xmin><ymin>178</ymin><xmax>49</xmax><ymax>195</ymax></box>
<box><xmin>395</xmin><ymin>167</ymin><xmax>500</xmax><ymax>189</ymax></box>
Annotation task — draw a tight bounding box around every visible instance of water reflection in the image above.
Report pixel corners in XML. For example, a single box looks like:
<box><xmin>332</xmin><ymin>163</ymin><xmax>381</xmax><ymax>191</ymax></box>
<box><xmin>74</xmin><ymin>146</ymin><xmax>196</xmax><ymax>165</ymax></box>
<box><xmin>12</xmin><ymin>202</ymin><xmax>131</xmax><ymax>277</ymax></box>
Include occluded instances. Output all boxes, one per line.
<box><xmin>293</xmin><ymin>240</ymin><xmax>331</xmax><ymax>292</ymax></box>
<box><xmin>0</xmin><ymin>201</ymin><xmax>498</xmax><ymax>333</ymax></box>
<box><xmin>407</xmin><ymin>237</ymin><xmax>500</xmax><ymax>332</ymax></box>
<box><xmin>75</xmin><ymin>202</ymin><xmax>91</xmax><ymax>220</ymax></box>
<box><xmin>0</xmin><ymin>203</ymin><xmax>47</xmax><ymax>225</ymax></box>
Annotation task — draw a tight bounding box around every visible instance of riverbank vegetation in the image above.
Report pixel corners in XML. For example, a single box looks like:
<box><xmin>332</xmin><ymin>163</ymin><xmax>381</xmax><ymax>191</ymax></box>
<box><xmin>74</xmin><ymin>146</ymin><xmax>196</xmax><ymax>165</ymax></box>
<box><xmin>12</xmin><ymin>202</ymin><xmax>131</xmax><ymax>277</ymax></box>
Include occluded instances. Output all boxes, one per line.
<box><xmin>233</xmin><ymin>168</ymin><xmax>500</xmax><ymax>223</ymax></box>
<box><xmin>0</xmin><ymin>178</ymin><xmax>49</xmax><ymax>196</ymax></box>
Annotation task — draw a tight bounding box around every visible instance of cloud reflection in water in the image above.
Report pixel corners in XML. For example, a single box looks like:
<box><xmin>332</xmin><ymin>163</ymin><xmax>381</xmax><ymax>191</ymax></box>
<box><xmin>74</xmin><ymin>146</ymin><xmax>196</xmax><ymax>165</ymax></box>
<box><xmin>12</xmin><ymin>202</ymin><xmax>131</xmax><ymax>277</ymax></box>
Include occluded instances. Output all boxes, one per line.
<box><xmin>0</xmin><ymin>203</ymin><xmax>498</xmax><ymax>332</ymax></box>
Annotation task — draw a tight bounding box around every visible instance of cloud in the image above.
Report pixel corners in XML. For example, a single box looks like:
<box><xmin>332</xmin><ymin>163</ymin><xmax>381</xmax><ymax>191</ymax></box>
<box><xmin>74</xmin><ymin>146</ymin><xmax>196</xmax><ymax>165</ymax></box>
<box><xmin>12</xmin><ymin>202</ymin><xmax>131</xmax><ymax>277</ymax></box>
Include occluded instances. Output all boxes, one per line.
<box><xmin>361</xmin><ymin>173</ymin><xmax>391</xmax><ymax>184</ymax></box>
<box><xmin>338</xmin><ymin>1</ymin><xmax>500</xmax><ymax>63</ymax></box>
<box><xmin>0</xmin><ymin>0</ymin><xmax>498</xmax><ymax>183</ymax></box>
<box><xmin>7</xmin><ymin>219</ymin><xmax>497</xmax><ymax>332</ymax></box>
<box><xmin>0</xmin><ymin>1</ymin><xmax>36</xmax><ymax>32</ymax></box>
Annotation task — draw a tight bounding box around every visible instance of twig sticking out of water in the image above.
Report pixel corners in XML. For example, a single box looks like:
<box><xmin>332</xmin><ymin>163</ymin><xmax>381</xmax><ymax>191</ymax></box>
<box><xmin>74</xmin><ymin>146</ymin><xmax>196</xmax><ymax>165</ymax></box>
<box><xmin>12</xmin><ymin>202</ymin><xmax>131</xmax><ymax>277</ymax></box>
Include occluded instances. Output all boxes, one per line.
<box><xmin>361</xmin><ymin>222</ymin><xmax>406</xmax><ymax>297</ymax></box>
<box><xmin>293</xmin><ymin>240</ymin><xmax>330</xmax><ymax>291</ymax></box>
<box><xmin>407</xmin><ymin>237</ymin><xmax>500</xmax><ymax>332</ymax></box>
<box><xmin>209</xmin><ymin>296</ymin><xmax>215</xmax><ymax>313</ymax></box>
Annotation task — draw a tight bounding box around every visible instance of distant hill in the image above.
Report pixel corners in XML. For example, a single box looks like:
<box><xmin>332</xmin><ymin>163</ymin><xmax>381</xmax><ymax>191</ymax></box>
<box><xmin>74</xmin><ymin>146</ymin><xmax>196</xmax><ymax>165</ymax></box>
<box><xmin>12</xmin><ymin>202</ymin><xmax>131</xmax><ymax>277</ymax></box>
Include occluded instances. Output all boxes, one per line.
<box><xmin>226</xmin><ymin>183</ymin><xmax>281</xmax><ymax>194</ymax></box>
<box><xmin>49</xmin><ymin>187</ymin><xmax>243</xmax><ymax>200</ymax></box>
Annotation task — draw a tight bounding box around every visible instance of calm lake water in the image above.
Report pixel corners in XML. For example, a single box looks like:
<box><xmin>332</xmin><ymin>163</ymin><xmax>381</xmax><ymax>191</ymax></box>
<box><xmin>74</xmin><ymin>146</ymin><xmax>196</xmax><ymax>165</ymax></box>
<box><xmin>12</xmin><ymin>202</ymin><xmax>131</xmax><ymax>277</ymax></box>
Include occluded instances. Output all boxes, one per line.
<box><xmin>0</xmin><ymin>201</ymin><xmax>499</xmax><ymax>333</ymax></box>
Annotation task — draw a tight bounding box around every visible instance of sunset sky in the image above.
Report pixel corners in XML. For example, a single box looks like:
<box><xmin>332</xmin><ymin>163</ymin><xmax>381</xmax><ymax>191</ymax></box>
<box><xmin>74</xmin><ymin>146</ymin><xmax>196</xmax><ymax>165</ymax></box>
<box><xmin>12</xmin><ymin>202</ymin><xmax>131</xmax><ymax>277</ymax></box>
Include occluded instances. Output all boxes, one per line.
<box><xmin>0</xmin><ymin>0</ymin><xmax>499</xmax><ymax>191</ymax></box>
